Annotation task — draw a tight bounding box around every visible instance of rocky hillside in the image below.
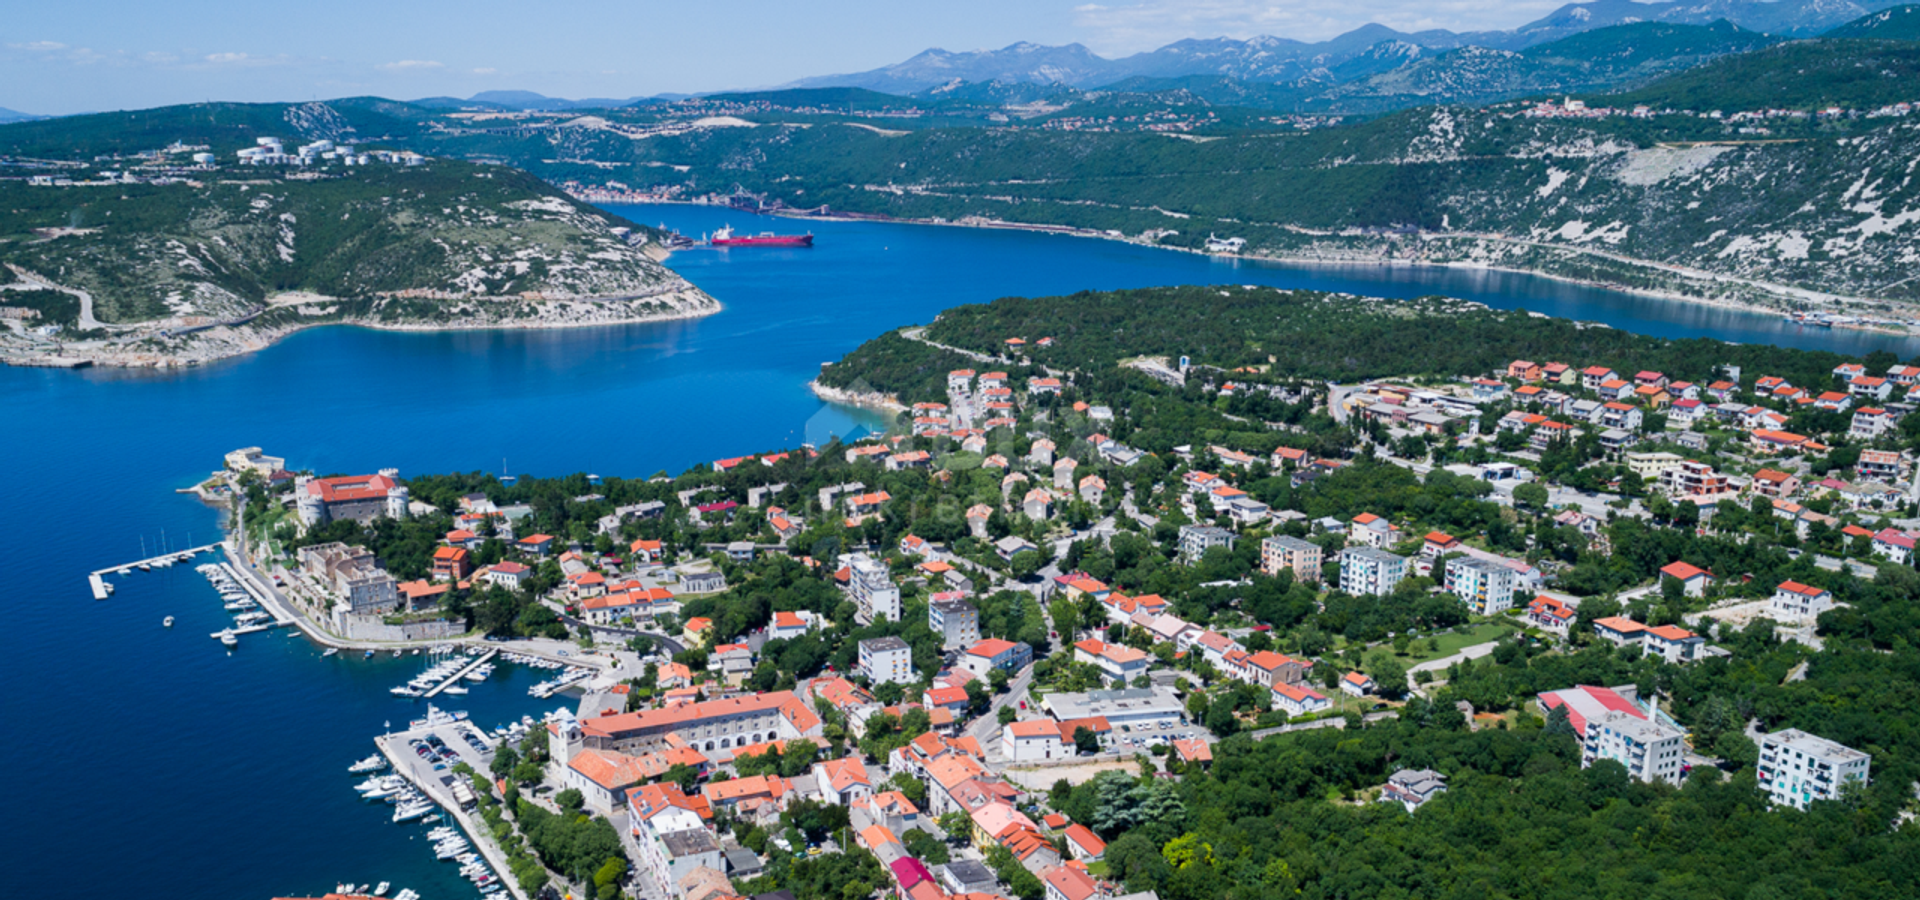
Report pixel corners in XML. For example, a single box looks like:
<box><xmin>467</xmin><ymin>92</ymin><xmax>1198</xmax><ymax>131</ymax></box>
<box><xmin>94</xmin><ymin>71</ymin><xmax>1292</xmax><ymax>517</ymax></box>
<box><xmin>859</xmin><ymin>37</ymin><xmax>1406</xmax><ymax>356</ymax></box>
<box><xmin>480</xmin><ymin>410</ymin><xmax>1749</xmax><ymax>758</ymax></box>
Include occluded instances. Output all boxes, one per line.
<box><xmin>0</xmin><ymin>161</ymin><xmax>695</xmax><ymax>326</ymax></box>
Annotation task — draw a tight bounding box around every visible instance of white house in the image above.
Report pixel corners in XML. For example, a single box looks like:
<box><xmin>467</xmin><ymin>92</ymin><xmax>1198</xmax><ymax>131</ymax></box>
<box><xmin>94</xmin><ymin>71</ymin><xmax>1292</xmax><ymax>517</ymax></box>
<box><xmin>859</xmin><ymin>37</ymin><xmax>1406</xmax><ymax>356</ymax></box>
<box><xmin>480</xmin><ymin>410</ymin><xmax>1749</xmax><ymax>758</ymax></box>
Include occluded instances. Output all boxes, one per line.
<box><xmin>1770</xmin><ymin>581</ymin><xmax>1835</xmax><ymax>623</ymax></box>
<box><xmin>1003</xmin><ymin>719</ymin><xmax>1069</xmax><ymax>762</ymax></box>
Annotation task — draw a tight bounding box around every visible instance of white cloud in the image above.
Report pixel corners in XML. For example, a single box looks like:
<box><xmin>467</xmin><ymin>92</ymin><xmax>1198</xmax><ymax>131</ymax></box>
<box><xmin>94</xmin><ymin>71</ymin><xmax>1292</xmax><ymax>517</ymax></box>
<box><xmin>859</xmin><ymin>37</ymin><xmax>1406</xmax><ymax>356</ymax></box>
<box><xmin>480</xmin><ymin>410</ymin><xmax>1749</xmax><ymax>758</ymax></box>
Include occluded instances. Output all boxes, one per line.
<box><xmin>1072</xmin><ymin>0</ymin><xmax>1565</xmax><ymax>53</ymax></box>
<box><xmin>205</xmin><ymin>52</ymin><xmax>252</xmax><ymax>64</ymax></box>
<box><xmin>9</xmin><ymin>40</ymin><xmax>68</xmax><ymax>51</ymax></box>
<box><xmin>379</xmin><ymin>59</ymin><xmax>445</xmax><ymax>72</ymax></box>
<box><xmin>471</xmin><ymin>67</ymin><xmax>498</xmax><ymax>75</ymax></box>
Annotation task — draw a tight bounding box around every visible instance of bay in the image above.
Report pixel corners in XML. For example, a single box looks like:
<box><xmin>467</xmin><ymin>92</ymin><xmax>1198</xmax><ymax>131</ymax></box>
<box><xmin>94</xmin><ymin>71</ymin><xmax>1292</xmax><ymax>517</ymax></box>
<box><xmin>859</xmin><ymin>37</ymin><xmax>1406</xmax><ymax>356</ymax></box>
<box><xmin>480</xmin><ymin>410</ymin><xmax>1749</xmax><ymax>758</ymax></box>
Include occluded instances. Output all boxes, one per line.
<box><xmin>2</xmin><ymin>201</ymin><xmax>1913</xmax><ymax>900</ymax></box>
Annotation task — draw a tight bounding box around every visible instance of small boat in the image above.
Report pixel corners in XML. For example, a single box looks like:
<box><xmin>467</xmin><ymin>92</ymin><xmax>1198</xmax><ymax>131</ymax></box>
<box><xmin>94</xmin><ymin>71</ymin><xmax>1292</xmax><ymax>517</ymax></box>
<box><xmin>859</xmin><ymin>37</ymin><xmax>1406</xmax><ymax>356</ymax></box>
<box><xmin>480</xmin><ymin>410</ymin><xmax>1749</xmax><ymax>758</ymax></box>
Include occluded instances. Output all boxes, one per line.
<box><xmin>390</xmin><ymin>687</ymin><xmax>421</xmax><ymax>697</ymax></box>
<box><xmin>419</xmin><ymin>814</ymin><xmax>441</xmax><ymax>825</ymax></box>
<box><xmin>163</xmin><ymin>616</ymin><xmax>174</xmax><ymax>628</ymax></box>
<box><xmin>349</xmin><ymin>754</ymin><xmax>387</xmax><ymax>774</ymax></box>
<box><xmin>364</xmin><ymin>650</ymin><xmax>375</xmax><ymax>659</ymax></box>
<box><xmin>375</xmin><ymin>882</ymin><xmax>390</xmax><ymax>896</ymax></box>
<box><xmin>441</xmin><ymin>685</ymin><xmax>468</xmax><ymax>695</ymax></box>
<box><xmin>220</xmin><ymin>631</ymin><xmax>238</xmax><ymax>649</ymax></box>
<box><xmin>323</xmin><ymin>648</ymin><xmax>340</xmax><ymax>657</ymax></box>
<box><xmin>395</xmin><ymin>890</ymin><xmax>421</xmax><ymax>900</ymax></box>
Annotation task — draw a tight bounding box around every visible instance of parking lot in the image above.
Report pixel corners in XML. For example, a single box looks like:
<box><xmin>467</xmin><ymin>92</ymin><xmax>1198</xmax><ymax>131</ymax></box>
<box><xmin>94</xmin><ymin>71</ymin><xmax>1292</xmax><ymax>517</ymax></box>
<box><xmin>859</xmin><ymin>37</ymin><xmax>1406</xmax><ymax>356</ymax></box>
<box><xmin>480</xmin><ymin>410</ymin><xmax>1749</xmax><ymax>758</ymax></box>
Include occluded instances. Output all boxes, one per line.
<box><xmin>390</xmin><ymin>719</ymin><xmax>496</xmax><ymax>789</ymax></box>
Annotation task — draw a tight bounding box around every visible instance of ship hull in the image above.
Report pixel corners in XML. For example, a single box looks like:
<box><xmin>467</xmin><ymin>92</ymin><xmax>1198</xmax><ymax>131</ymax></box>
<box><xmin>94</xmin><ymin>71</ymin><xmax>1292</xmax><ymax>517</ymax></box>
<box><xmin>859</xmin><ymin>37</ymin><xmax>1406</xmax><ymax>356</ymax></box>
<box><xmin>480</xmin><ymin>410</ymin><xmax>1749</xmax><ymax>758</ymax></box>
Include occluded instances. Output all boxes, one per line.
<box><xmin>711</xmin><ymin>234</ymin><xmax>814</xmax><ymax>247</ymax></box>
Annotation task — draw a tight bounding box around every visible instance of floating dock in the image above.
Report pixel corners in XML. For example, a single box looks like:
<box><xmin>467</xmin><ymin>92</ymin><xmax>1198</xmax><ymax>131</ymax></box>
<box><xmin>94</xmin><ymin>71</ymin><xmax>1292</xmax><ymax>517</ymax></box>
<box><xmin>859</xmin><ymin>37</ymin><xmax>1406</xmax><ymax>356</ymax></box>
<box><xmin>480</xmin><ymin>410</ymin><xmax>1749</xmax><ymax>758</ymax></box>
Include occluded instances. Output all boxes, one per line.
<box><xmin>87</xmin><ymin>543</ymin><xmax>225</xmax><ymax>599</ymax></box>
<box><xmin>423</xmin><ymin>649</ymin><xmax>500</xmax><ymax>698</ymax></box>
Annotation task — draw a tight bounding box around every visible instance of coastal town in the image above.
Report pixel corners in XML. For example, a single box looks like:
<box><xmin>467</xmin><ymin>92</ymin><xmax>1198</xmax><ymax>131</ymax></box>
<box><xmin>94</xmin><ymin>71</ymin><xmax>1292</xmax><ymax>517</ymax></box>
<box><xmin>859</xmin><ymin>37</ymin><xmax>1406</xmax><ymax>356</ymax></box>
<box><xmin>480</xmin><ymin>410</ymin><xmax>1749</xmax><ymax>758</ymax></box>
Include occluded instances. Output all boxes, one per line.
<box><xmin>139</xmin><ymin>296</ymin><xmax>1918</xmax><ymax>900</ymax></box>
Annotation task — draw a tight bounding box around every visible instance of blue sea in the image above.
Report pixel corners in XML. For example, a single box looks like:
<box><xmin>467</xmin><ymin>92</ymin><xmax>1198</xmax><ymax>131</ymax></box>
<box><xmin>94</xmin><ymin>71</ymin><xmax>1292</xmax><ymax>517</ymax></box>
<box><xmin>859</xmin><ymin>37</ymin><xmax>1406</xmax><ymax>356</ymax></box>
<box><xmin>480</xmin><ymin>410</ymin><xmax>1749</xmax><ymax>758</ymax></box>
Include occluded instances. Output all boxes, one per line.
<box><xmin>3</xmin><ymin>204</ymin><xmax>1914</xmax><ymax>900</ymax></box>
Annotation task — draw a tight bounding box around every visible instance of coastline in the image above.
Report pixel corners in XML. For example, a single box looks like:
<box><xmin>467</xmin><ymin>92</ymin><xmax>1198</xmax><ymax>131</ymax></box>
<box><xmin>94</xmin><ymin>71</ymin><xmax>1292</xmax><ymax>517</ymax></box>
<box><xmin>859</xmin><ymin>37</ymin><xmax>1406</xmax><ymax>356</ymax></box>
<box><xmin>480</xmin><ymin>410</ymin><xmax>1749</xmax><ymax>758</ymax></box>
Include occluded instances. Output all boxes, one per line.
<box><xmin>2</xmin><ymin>285</ymin><xmax>723</xmax><ymax>370</ymax></box>
<box><xmin>648</xmin><ymin>200</ymin><xmax>1912</xmax><ymax>334</ymax></box>
<box><xmin>808</xmin><ymin>378</ymin><xmax>909</xmax><ymax>415</ymax></box>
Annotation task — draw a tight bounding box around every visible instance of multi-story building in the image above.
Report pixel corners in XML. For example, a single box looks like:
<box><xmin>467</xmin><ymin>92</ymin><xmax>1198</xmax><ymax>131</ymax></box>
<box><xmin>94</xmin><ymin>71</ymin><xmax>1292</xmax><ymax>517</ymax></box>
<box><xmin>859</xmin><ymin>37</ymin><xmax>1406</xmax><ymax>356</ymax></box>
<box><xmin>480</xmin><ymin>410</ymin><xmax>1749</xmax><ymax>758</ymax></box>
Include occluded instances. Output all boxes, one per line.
<box><xmin>1585</xmin><ymin>710</ymin><xmax>1688</xmax><ymax>785</ymax></box>
<box><xmin>1661</xmin><ymin>460</ymin><xmax>1730</xmax><ymax>498</ymax></box>
<box><xmin>858</xmin><ymin>637</ymin><xmax>915</xmax><ymax>686</ymax></box>
<box><xmin>1260</xmin><ymin>535</ymin><xmax>1322</xmax><ymax>582</ymax></box>
<box><xmin>1178</xmin><ymin>524</ymin><xmax>1236</xmax><ymax>562</ymax></box>
<box><xmin>295</xmin><ymin>471</ymin><xmax>409</xmax><ymax>528</ymax></box>
<box><xmin>929</xmin><ymin>598</ymin><xmax>981</xmax><ymax>650</ymax></box>
<box><xmin>1339</xmin><ymin>547</ymin><xmax>1407</xmax><ymax>597</ymax></box>
<box><xmin>1445</xmin><ymin>556</ymin><xmax>1517</xmax><ymax>615</ymax></box>
<box><xmin>626</xmin><ymin>784</ymin><xmax>722</xmax><ymax>894</ymax></box>
<box><xmin>580</xmin><ymin>691</ymin><xmax>823</xmax><ymax>760</ymax></box>
<box><xmin>961</xmin><ymin>639</ymin><xmax>1033</xmax><ymax>677</ymax></box>
<box><xmin>1538</xmin><ymin>684</ymin><xmax>1685</xmax><ymax>784</ymax></box>
<box><xmin>1758</xmin><ymin>728</ymin><xmax>1871</xmax><ymax>809</ymax></box>
<box><xmin>1003</xmin><ymin>720</ymin><xmax>1070</xmax><ymax>762</ymax></box>
<box><xmin>297</xmin><ymin>542</ymin><xmax>399</xmax><ymax>614</ymax></box>
<box><xmin>1071</xmin><ymin>639</ymin><xmax>1150</xmax><ymax>686</ymax></box>
<box><xmin>845</xmin><ymin>553</ymin><xmax>901</xmax><ymax>623</ymax></box>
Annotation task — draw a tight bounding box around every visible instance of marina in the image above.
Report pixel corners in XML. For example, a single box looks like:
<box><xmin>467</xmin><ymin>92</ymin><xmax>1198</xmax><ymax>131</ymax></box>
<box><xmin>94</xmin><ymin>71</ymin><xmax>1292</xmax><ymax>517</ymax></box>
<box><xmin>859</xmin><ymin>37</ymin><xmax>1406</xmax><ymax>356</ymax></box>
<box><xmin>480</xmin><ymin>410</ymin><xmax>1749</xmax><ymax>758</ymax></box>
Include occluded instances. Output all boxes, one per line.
<box><xmin>87</xmin><ymin>542</ymin><xmax>224</xmax><ymax>599</ymax></box>
<box><xmin>371</xmin><ymin>710</ymin><xmax>530</xmax><ymax>900</ymax></box>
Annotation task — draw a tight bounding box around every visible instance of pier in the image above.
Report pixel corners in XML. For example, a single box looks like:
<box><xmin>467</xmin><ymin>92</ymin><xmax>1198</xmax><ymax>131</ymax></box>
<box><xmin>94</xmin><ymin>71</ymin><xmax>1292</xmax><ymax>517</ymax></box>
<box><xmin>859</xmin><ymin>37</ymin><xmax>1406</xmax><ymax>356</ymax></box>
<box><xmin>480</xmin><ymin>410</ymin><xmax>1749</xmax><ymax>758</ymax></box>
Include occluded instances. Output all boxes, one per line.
<box><xmin>86</xmin><ymin>542</ymin><xmax>225</xmax><ymax>599</ymax></box>
<box><xmin>374</xmin><ymin>729</ymin><xmax>529</xmax><ymax>900</ymax></box>
<box><xmin>423</xmin><ymin>649</ymin><xmax>499</xmax><ymax>698</ymax></box>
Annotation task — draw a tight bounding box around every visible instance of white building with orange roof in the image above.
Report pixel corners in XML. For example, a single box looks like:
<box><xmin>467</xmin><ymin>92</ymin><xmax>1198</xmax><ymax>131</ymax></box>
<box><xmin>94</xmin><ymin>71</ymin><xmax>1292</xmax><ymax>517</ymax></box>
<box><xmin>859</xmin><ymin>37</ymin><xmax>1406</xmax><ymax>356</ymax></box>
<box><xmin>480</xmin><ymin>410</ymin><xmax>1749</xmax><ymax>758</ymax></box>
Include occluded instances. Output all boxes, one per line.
<box><xmin>813</xmin><ymin>755</ymin><xmax>873</xmax><ymax>805</ymax></box>
<box><xmin>627</xmin><ymin>782</ymin><xmax>720</xmax><ymax>891</ymax></box>
<box><xmin>1071</xmin><ymin>639</ymin><xmax>1150</xmax><ymax>685</ymax></box>
<box><xmin>581</xmin><ymin>690</ymin><xmax>822</xmax><ymax>760</ymax></box>
<box><xmin>1003</xmin><ymin>719</ymin><xmax>1070</xmax><ymax>762</ymax></box>
<box><xmin>768</xmin><ymin>610</ymin><xmax>817</xmax><ymax>642</ymax></box>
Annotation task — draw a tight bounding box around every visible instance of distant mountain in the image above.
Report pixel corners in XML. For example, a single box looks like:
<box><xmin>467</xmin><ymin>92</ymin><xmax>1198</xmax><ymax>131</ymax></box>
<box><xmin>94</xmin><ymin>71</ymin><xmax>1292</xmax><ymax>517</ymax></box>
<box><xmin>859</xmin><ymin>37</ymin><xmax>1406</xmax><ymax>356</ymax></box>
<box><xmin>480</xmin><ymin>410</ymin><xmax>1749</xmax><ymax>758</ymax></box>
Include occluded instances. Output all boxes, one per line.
<box><xmin>1824</xmin><ymin>3</ymin><xmax>1920</xmax><ymax>37</ymax></box>
<box><xmin>1009</xmin><ymin>21</ymin><xmax>1780</xmax><ymax>117</ymax></box>
<box><xmin>702</xmin><ymin>87</ymin><xmax>919</xmax><ymax>110</ymax></box>
<box><xmin>786</xmin><ymin>0</ymin><xmax>1908</xmax><ymax>94</ymax></box>
<box><xmin>0</xmin><ymin>107</ymin><xmax>44</xmax><ymax>124</ymax></box>
<box><xmin>787</xmin><ymin>42</ymin><xmax>1116</xmax><ymax>96</ymax></box>
<box><xmin>408</xmin><ymin>90</ymin><xmax>648</xmax><ymax>111</ymax></box>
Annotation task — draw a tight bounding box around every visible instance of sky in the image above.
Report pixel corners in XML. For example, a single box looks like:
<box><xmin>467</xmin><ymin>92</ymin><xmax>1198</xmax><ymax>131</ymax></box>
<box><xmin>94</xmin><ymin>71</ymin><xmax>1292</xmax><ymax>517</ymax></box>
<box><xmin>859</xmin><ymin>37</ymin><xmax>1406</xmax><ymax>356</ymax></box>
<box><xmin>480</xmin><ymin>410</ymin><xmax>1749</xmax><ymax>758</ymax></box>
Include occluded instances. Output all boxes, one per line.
<box><xmin>3</xmin><ymin>0</ymin><xmax>1573</xmax><ymax>115</ymax></box>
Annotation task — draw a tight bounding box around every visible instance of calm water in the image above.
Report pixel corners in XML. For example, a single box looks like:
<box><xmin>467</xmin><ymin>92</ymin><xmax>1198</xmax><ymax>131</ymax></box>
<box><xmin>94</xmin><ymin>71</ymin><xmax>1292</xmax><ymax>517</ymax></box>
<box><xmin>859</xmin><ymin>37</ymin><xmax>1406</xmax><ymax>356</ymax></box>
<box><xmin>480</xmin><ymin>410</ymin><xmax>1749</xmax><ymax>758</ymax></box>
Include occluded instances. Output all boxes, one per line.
<box><xmin>3</xmin><ymin>203</ymin><xmax>1915</xmax><ymax>900</ymax></box>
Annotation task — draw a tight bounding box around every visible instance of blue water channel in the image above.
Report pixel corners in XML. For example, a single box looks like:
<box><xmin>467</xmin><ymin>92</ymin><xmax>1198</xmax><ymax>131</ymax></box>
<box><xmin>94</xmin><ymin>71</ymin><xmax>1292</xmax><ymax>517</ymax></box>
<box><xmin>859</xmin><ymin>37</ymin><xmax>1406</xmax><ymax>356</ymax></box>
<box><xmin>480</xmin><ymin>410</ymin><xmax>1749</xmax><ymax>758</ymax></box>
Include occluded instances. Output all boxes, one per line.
<box><xmin>3</xmin><ymin>203</ymin><xmax>1915</xmax><ymax>899</ymax></box>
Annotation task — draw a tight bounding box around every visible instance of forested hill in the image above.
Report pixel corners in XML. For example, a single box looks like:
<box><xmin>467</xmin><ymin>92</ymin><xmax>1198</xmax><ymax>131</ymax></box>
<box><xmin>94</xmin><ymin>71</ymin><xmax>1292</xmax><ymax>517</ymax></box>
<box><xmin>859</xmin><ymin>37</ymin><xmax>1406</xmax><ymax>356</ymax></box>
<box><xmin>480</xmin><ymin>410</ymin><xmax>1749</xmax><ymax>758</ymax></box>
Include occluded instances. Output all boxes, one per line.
<box><xmin>824</xmin><ymin>286</ymin><xmax>1871</xmax><ymax>404</ymax></box>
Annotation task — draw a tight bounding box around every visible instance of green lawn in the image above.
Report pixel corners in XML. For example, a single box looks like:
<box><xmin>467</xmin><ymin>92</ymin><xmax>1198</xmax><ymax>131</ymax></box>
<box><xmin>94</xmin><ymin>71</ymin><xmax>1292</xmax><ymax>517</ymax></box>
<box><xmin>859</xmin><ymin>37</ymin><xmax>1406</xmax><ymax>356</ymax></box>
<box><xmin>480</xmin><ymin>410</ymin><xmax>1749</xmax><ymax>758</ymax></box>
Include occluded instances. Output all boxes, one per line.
<box><xmin>1401</xmin><ymin>619</ymin><xmax>1519</xmax><ymax>665</ymax></box>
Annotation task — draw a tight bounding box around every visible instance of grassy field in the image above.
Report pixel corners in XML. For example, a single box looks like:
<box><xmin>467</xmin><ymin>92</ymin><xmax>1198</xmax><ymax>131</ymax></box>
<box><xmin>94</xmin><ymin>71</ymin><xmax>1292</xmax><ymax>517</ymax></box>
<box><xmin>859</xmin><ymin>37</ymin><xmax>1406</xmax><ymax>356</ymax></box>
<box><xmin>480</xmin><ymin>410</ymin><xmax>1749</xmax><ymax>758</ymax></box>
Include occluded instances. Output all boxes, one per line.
<box><xmin>1401</xmin><ymin>619</ymin><xmax>1521</xmax><ymax>665</ymax></box>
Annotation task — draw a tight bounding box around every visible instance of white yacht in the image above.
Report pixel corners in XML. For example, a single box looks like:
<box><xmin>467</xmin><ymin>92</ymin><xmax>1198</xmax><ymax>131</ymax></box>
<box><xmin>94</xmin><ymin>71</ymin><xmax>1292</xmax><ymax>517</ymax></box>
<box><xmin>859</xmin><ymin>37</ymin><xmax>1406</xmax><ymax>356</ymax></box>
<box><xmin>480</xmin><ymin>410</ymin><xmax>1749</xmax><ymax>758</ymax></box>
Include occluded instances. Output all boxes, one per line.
<box><xmin>390</xmin><ymin>686</ymin><xmax>422</xmax><ymax>697</ymax></box>
<box><xmin>440</xmin><ymin>685</ymin><xmax>468</xmax><ymax>695</ymax></box>
<box><xmin>374</xmin><ymin>882</ymin><xmax>390</xmax><ymax>896</ymax></box>
<box><xmin>219</xmin><ymin>631</ymin><xmax>239</xmax><ymax>649</ymax></box>
<box><xmin>348</xmin><ymin>754</ymin><xmax>387</xmax><ymax>774</ymax></box>
<box><xmin>163</xmin><ymin>616</ymin><xmax>174</xmax><ymax>628</ymax></box>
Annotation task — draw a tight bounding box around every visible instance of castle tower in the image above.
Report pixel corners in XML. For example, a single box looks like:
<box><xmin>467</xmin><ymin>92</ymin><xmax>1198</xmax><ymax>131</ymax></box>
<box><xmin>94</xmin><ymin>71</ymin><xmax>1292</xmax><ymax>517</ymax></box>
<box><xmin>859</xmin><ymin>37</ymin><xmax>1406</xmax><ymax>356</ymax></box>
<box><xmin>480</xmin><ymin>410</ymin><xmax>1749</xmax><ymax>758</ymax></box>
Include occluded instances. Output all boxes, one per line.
<box><xmin>386</xmin><ymin>485</ymin><xmax>411</xmax><ymax>521</ymax></box>
<box><xmin>294</xmin><ymin>475</ymin><xmax>328</xmax><ymax>529</ymax></box>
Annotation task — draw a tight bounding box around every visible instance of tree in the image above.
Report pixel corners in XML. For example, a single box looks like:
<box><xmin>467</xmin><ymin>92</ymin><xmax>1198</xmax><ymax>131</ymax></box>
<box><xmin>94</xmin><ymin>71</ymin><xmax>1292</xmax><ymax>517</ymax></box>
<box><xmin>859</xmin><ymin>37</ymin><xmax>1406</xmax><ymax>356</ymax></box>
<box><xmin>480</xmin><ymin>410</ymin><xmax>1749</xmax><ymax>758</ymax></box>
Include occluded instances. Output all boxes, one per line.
<box><xmin>490</xmin><ymin>746</ymin><xmax>520</xmax><ymax>779</ymax></box>
<box><xmin>556</xmin><ymin>788</ymin><xmax>585</xmax><ymax>814</ymax></box>
<box><xmin>965</xmin><ymin>678</ymin><xmax>991</xmax><ymax>714</ymax></box>
<box><xmin>989</xmin><ymin>667</ymin><xmax>1011</xmax><ymax>694</ymax></box>
<box><xmin>1009</xmin><ymin>550</ymin><xmax>1043</xmax><ymax>579</ymax></box>
<box><xmin>998</xmin><ymin>705</ymin><xmax>1018</xmax><ymax>726</ymax></box>
<box><xmin>1073</xmin><ymin>725</ymin><xmax>1101</xmax><ymax>754</ymax></box>
<box><xmin>1513</xmin><ymin>481</ymin><xmax>1550</xmax><ymax>511</ymax></box>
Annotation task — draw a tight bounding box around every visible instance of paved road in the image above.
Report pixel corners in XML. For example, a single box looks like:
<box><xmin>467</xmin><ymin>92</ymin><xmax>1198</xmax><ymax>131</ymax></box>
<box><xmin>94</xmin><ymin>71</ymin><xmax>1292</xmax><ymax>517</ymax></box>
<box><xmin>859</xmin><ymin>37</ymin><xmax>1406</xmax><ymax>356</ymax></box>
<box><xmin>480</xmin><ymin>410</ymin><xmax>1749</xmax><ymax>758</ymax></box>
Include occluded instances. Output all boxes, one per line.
<box><xmin>1406</xmin><ymin>640</ymin><xmax>1502</xmax><ymax>689</ymax></box>
<box><xmin>965</xmin><ymin>664</ymin><xmax>1037</xmax><ymax>762</ymax></box>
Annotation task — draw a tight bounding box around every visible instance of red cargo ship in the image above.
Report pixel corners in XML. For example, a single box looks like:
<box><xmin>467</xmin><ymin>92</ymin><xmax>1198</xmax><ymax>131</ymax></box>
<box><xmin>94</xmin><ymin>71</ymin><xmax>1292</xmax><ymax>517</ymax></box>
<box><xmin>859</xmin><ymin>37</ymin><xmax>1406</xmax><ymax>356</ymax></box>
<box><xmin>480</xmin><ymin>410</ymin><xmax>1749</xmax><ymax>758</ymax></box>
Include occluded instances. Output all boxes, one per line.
<box><xmin>708</xmin><ymin>225</ymin><xmax>814</xmax><ymax>247</ymax></box>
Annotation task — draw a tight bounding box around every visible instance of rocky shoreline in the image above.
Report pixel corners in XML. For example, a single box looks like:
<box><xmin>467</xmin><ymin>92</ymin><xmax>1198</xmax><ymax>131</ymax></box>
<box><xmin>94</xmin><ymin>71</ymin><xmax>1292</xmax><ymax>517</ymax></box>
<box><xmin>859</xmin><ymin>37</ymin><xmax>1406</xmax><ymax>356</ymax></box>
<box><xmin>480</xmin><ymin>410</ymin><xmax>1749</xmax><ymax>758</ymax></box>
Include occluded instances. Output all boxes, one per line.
<box><xmin>807</xmin><ymin>379</ymin><xmax>908</xmax><ymax>414</ymax></box>
<box><xmin>755</xmin><ymin>206</ymin><xmax>1918</xmax><ymax>333</ymax></box>
<box><xmin>1</xmin><ymin>287</ymin><xmax>723</xmax><ymax>369</ymax></box>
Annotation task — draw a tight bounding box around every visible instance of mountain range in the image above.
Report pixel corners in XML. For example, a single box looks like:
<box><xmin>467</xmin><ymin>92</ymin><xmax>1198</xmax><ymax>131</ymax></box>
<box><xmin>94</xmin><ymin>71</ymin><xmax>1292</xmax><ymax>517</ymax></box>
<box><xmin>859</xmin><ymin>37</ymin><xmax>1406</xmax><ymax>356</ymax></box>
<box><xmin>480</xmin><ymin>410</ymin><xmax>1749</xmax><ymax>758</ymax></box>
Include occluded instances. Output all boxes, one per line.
<box><xmin>784</xmin><ymin>0</ymin><xmax>1912</xmax><ymax>94</ymax></box>
<box><xmin>0</xmin><ymin>107</ymin><xmax>44</xmax><ymax>124</ymax></box>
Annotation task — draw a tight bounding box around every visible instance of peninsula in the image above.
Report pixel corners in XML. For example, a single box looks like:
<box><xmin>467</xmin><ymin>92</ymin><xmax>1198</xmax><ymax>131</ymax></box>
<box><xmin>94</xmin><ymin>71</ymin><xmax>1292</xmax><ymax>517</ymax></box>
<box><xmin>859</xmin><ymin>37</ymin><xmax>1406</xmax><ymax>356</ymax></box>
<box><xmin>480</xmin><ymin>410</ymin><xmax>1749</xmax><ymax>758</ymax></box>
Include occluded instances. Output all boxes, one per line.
<box><xmin>192</xmin><ymin>286</ymin><xmax>1920</xmax><ymax>900</ymax></box>
<box><xmin>0</xmin><ymin>149</ymin><xmax>716</xmax><ymax>368</ymax></box>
